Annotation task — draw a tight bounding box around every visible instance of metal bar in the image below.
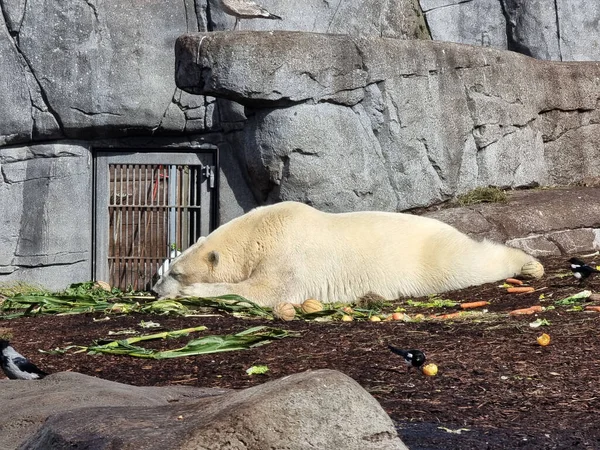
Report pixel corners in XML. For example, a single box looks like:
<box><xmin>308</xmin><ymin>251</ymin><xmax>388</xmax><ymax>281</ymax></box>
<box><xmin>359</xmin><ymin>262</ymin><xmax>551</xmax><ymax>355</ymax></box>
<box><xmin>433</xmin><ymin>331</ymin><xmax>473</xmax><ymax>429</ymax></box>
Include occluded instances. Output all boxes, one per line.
<box><xmin>108</xmin><ymin>256</ymin><xmax>173</xmax><ymax>260</ymax></box>
<box><xmin>162</xmin><ymin>165</ymin><xmax>168</xmax><ymax>270</ymax></box>
<box><xmin>143</xmin><ymin>165</ymin><xmax>149</xmax><ymax>288</ymax></box>
<box><xmin>168</xmin><ymin>165</ymin><xmax>177</xmax><ymax>257</ymax></box>
<box><xmin>97</xmin><ymin>203</ymin><xmax>203</xmax><ymax>208</ymax></box>
<box><xmin>136</xmin><ymin>166</ymin><xmax>140</xmax><ymax>288</ymax></box>
<box><xmin>126</xmin><ymin>164</ymin><xmax>129</xmax><ymax>289</ymax></box>
<box><xmin>118</xmin><ymin>164</ymin><xmax>124</xmax><ymax>287</ymax></box>
<box><xmin>192</xmin><ymin>165</ymin><xmax>198</xmax><ymax>246</ymax></box>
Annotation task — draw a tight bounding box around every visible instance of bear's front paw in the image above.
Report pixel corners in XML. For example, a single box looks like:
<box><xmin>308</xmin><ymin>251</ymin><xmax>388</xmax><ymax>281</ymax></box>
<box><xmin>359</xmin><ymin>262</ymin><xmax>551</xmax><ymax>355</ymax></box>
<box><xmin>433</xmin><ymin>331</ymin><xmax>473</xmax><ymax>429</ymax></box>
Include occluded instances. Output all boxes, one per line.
<box><xmin>521</xmin><ymin>260</ymin><xmax>544</xmax><ymax>279</ymax></box>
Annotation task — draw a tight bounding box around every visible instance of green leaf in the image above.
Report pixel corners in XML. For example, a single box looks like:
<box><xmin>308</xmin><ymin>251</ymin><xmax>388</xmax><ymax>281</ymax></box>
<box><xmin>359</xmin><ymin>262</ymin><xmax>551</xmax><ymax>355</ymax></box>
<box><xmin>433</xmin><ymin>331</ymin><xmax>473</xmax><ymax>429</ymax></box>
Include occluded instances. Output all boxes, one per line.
<box><xmin>246</xmin><ymin>365</ymin><xmax>269</xmax><ymax>375</ymax></box>
<box><xmin>554</xmin><ymin>290</ymin><xmax>592</xmax><ymax>306</ymax></box>
<box><xmin>406</xmin><ymin>297</ymin><xmax>458</xmax><ymax>308</ymax></box>
<box><xmin>529</xmin><ymin>318</ymin><xmax>551</xmax><ymax>328</ymax></box>
<box><xmin>84</xmin><ymin>326</ymin><xmax>297</xmax><ymax>359</ymax></box>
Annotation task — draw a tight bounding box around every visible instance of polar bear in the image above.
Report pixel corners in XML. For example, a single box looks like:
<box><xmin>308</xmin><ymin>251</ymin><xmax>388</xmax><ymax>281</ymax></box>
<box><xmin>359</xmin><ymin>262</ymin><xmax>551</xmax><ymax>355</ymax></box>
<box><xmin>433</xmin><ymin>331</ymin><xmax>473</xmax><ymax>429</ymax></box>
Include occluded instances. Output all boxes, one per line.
<box><xmin>153</xmin><ymin>201</ymin><xmax>544</xmax><ymax>306</ymax></box>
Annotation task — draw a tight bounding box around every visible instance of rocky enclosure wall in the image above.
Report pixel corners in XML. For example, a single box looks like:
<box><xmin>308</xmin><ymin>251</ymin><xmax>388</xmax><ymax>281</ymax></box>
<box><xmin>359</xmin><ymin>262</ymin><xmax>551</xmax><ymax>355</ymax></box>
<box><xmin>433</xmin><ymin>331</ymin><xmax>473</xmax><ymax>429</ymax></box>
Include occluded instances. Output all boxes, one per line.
<box><xmin>1</xmin><ymin>0</ymin><xmax>600</xmax><ymax>289</ymax></box>
<box><xmin>422</xmin><ymin>0</ymin><xmax>600</xmax><ymax>61</ymax></box>
<box><xmin>177</xmin><ymin>31</ymin><xmax>600</xmax><ymax>212</ymax></box>
<box><xmin>0</xmin><ymin>0</ymin><xmax>425</xmax><ymax>289</ymax></box>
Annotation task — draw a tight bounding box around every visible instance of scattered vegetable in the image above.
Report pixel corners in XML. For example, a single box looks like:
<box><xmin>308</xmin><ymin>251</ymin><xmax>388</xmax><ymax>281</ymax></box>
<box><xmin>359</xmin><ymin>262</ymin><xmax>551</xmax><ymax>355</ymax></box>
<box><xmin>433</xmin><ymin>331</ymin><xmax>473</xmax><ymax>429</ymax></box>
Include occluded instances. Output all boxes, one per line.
<box><xmin>537</xmin><ymin>333</ymin><xmax>551</xmax><ymax>346</ymax></box>
<box><xmin>508</xmin><ymin>305</ymin><xmax>543</xmax><ymax>316</ymax></box>
<box><xmin>84</xmin><ymin>326</ymin><xmax>296</xmax><ymax>359</ymax></box>
<box><xmin>341</xmin><ymin>314</ymin><xmax>353</xmax><ymax>322</ymax></box>
<box><xmin>460</xmin><ymin>301</ymin><xmax>489</xmax><ymax>309</ymax></box>
<box><xmin>432</xmin><ymin>312</ymin><xmax>463</xmax><ymax>320</ymax></box>
<box><xmin>555</xmin><ymin>290</ymin><xmax>592</xmax><ymax>306</ymax></box>
<box><xmin>406</xmin><ymin>297</ymin><xmax>458</xmax><ymax>308</ymax></box>
<box><xmin>369</xmin><ymin>316</ymin><xmax>381</xmax><ymax>322</ymax></box>
<box><xmin>422</xmin><ymin>363</ymin><xmax>438</xmax><ymax>376</ymax></box>
<box><xmin>93</xmin><ymin>281</ymin><xmax>112</xmax><ymax>291</ymax></box>
<box><xmin>505</xmin><ymin>278</ymin><xmax>524</xmax><ymax>286</ymax></box>
<box><xmin>507</xmin><ymin>287</ymin><xmax>535</xmax><ymax>294</ymax></box>
<box><xmin>273</xmin><ymin>302</ymin><xmax>296</xmax><ymax>321</ymax></box>
<box><xmin>584</xmin><ymin>306</ymin><xmax>600</xmax><ymax>312</ymax></box>
<box><xmin>301</xmin><ymin>298</ymin><xmax>324</xmax><ymax>314</ymax></box>
<box><xmin>529</xmin><ymin>318</ymin><xmax>551</xmax><ymax>328</ymax></box>
<box><xmin>246</xmin><ymin>365</ymin><xmax>269</xmax><ymax>375</ymax></box>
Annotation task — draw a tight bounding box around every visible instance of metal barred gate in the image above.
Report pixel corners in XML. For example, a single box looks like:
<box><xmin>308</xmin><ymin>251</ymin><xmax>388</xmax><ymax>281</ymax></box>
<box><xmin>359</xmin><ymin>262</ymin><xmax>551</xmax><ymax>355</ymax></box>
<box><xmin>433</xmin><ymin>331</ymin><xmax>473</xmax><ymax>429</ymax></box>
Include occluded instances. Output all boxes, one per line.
<box><xmin>93</xmin><ymin>148</ymin><xmax>218</xmax><ymax>291</ymax></box>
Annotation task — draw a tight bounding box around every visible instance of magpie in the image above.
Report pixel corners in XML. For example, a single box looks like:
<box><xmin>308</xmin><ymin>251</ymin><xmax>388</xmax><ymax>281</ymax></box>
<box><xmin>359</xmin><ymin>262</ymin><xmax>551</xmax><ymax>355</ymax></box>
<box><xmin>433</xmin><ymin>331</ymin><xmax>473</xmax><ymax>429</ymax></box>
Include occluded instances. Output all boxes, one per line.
<box><xmin>0</xmin><ymin>340</ymin><xmax>48</xmax><ymax>380</ymax></box>
<box><xmin>569</xmin><ymin>257</ymin><xmax>600</xmax><ymax>282</ymax></box>
<box><xmin>388</xmin><ymin>345</ymin><xmax>426</xmax><ymax>372</ymax></box>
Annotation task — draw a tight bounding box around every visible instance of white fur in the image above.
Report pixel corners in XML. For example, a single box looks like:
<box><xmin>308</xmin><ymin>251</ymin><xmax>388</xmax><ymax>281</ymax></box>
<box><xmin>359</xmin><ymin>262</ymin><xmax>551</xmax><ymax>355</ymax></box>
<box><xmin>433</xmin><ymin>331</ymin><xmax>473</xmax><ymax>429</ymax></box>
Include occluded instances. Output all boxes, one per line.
<box><xmin>157</xmin><ymin>249</ymin><xmax>182</xmax><ymax>277</ymax></box>
<box><xmin>153</xmin><ymin>201</ymin><xmax>543</xmax><ymax>306</ymax></box>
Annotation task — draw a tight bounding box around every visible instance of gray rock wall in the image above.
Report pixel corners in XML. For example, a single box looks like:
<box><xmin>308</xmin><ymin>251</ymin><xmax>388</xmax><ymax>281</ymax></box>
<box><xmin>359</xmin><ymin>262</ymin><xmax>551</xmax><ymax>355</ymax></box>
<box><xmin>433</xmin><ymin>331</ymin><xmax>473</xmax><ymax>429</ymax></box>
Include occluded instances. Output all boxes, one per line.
<box><xmin>0</xmin><ymin>0</ymin><xmax>430</xmax><ymax>289</ymax></box>
<box><xmin>177</xmin><ymin>32</ymin><xmax>600</xmax><ymax>212</ymax></box>
<box><xmin>0</xmin><ymin>143</ymin><xmax>91</xmax><ymax>290</ymax></box>
<box><xmin>420</xmin><ymin>0</ymin><xmax>600</xmax><ymax>61</ymax></box>
<box><xmin>209</xmin><ymin>0</ymin><xmax>429</xmax><ymax>39</ymax></box>
<box><xmin>0</xmin><ymin>0</ymin><xmax>214</xmax><ymax>289</ymax></box>
<box><xmin>0</xmin><ymin>0</ymin><xmax>208</xmax><ymax>144</ymax></box>
<box><xmin>1</xmin><ymin>0</ymin><xmax>599</xmax><ymax>289</ymax></box>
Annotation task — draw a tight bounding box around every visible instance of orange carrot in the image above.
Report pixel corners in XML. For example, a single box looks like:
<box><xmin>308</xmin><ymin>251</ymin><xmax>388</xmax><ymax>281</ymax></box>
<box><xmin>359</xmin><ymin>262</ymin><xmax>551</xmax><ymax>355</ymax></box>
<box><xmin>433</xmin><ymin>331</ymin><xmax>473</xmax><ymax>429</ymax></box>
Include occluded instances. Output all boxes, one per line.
<box><xmin>584</xmin><ymin>306</ymin><xmax>600</xmax><ymax>312</ymax></box>
<box><xmin>507</xmin><ymin>286</ymin><xmax>535</xmax><ymax>294</ymax></box>
<box><xmin>505</xmin><ymin>278</ymin><xmax>524</xmax><ymax>285</ymax></box>
<box><xmin>432</xmin><ymin>312</ymin><xmax>463</xmax><ymax>320</ymax></box>
<box><xmin>508</xmin><ymin>305</ymin><xmax>543</xmax><ymax>315</ymax></box>
<box><xmin>460</xmin><ymin>301</ymin><xmax>489</xmax><ymax>309</ymax></box>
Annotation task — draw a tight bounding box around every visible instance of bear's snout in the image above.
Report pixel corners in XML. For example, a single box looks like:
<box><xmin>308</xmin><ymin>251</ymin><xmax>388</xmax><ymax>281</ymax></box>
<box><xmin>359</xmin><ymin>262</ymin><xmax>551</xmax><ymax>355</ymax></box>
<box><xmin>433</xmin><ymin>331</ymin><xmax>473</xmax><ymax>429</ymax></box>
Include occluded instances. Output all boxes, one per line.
<box><xmin>152</xmin><ymin>275</ymin><xmax>180</xmax><ymax>299</ymax></box>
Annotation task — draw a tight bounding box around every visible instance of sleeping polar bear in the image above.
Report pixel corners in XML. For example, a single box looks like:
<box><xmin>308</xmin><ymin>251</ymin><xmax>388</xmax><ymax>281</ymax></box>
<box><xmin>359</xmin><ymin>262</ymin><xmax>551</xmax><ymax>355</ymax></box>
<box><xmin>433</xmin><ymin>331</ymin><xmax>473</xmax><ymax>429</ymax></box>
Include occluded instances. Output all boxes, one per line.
<box><xmin>153</xmin><ymin>201</ymin><xmax>544</xmax><ymax>306</ymax></box>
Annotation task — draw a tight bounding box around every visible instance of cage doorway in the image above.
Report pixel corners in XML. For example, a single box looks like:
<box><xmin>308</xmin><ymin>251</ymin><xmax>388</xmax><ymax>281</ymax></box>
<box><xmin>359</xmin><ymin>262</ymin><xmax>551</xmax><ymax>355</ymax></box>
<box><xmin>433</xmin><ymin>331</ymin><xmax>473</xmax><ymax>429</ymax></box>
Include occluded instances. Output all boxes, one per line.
<box><xmin>94</xmin><ymin>148</ymin><xmax>218</xmax><ymax>291</ymax></box>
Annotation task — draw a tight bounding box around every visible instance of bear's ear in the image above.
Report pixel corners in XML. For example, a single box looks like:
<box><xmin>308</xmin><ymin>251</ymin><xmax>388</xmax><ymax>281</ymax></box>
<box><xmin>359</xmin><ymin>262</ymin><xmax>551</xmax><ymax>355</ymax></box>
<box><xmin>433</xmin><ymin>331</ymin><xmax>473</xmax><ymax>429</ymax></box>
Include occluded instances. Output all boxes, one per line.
<box><xmin>207</xmin><ymin>250</ymin><xmax>219</xmax><ymax>266</ymax></box>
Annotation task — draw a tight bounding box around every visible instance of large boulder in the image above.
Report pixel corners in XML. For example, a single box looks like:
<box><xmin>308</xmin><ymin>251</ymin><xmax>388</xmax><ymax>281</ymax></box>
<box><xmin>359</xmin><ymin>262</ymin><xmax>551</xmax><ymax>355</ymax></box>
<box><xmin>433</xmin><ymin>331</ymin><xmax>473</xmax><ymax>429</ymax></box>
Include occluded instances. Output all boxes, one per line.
<box><xmin>0</xmin><ymin>0</ymin><xmax>430</xmax><ymax>147</ymax></box>
<box><xmin>420</xmin><ymin>0</ymin><xmax>600</xmax><ymax>61</ymax></box>
<box><xmin>0</xmin><ymin>0</ymin><xmax>209</xmax><ymax>145</ymax></box>
<box><xmin>424</xmin><ymin>187</ymin><xmax>600</xmax><ymax>257</ymax></box>
<box><xmin>6</xmin><ymin>370</ymin><xmax>407</xmax><ymax>450</ymax></box>
<box><xmin>0</xmin><ymin>371</ymin><xmax>226</xmax><ymax>450</ymax></box>
<box><xmin>176</xmin><ymin>31</ymin><xmax>600</xmax><ymax>211</ymax></box>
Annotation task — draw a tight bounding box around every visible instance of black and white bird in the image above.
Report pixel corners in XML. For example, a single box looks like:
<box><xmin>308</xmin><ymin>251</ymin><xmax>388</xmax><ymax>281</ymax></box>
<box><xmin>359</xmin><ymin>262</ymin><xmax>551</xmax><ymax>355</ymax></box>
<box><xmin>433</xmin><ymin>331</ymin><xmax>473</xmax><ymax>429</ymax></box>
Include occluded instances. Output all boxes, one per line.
<box><xmin>388</xmin><ymin>345</ymin><xmax>426</xmax><ymax>372</ymax></box>
<box><xmin>569</xmin><ymin>257</ymin><xmax>600</xmax><ymax>282</ymax></box>
<box><xmin>0</xmin><ymin>340</ymin><xmax>47</xmax><ymax>380</ymax></box>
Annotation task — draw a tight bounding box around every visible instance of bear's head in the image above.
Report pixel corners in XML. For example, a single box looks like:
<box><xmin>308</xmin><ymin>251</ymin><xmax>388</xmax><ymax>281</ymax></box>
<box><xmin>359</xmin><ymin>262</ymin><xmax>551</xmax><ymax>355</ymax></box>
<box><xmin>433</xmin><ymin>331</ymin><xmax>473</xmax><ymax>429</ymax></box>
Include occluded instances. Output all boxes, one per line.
<box><xmin>152</xmin><ymin>235</ymin><xmax>250</xmax><ymax>298</ymax></box>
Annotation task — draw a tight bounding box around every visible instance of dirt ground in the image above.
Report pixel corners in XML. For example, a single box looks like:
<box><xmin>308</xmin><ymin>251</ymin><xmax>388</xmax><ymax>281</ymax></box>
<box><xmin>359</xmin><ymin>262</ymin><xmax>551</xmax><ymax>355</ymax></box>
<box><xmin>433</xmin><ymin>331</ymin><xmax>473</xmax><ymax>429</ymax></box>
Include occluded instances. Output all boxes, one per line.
<box><xmin>2</xmin><ymin>255</ymin><xmax>600</xmax><ymax>449</ymax></box>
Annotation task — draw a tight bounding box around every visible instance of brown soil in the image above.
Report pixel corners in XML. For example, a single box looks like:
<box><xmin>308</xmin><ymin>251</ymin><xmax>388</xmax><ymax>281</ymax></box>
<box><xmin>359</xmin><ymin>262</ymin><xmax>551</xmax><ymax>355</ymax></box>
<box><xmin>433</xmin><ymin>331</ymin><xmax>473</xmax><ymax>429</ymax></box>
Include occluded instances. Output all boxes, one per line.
<box><xmin>2</xmin><ymin>255</ymin><xmax>600</xmax><ymax>449</ymax></box>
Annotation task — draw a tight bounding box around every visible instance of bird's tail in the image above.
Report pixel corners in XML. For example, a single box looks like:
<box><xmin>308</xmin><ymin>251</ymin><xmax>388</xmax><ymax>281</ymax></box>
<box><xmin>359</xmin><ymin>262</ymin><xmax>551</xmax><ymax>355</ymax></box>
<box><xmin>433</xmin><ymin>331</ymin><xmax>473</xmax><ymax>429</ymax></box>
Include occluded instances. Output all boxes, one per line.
<box><xmin>268</xmin><ymin>13</ymin><xmax>282</xmax><ymax>20</ymax></box>
<box><xmin>387</xmin><ymin>345</ymin><xmax>408</xmax><ymax>357</ymax></box>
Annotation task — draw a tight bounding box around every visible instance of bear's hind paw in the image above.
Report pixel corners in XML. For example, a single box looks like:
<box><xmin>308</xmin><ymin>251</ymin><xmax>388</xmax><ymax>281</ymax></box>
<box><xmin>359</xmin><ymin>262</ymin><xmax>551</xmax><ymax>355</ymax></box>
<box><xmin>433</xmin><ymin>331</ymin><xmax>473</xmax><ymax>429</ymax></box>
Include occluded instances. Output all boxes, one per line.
<box><xmin>520</xmin><ymin>260</ymin><xmax>544</xmax><ymax>279</ymax></box>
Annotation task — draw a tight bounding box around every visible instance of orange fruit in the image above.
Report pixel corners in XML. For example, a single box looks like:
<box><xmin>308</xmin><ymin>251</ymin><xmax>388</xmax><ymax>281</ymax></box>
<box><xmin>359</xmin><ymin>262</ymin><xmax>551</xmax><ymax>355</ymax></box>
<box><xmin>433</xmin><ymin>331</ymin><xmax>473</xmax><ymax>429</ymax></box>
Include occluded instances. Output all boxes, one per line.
<box><xmin>301</xmin><ymin>298</ymin><xmax>324</xmax><ymax>314</ymax></box>
<box><xmin>537</xmin><ymin>333</ymin><xmax>551</xmax><ymax>346</ymax></box>
<box><xmin>422</xmin><ymin>363</ymin><xmax>438</xmax><ymax>376</ymax></box>
<box><xmin>273</xmin><ymin>302</ymin><xmax>296</xmax><ymax>321</ymax></box>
